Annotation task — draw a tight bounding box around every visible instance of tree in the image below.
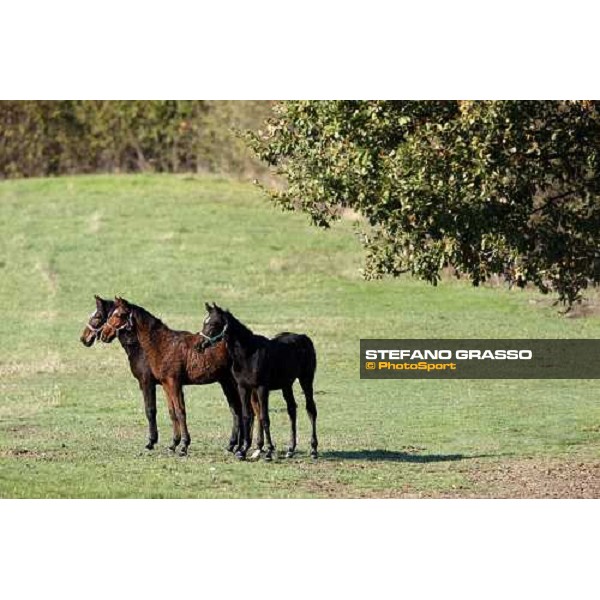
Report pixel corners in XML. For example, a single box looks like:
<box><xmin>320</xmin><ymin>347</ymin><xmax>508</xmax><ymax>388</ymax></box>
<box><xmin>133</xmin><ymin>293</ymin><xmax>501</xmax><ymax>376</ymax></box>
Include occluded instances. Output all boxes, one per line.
<box><xmin>249</xmin><ymin>100</ymin><xmax>600</xmax><ymax>308</ymax></box>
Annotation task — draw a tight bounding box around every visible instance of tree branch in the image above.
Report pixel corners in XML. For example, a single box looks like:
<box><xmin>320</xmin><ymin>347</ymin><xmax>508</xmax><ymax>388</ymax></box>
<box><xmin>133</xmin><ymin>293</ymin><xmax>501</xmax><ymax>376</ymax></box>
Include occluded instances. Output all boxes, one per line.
<box><xmin>531</xmin><ymin>190</ymin><xmax>576</xmax><ymax>214</ymax></box>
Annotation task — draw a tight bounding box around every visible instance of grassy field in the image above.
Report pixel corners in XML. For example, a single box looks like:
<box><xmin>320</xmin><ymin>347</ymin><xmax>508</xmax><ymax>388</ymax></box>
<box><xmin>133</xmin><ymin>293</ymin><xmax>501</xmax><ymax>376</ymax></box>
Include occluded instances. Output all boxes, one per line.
<box><xmin>1</xmin><ymin>174</ymin><xmax>599</xmax><ymax>498</ymax></box>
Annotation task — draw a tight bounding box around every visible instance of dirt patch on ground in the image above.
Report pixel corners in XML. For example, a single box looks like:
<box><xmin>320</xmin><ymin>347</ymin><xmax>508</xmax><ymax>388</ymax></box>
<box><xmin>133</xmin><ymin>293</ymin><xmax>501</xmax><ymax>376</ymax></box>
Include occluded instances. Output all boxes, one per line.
<box><xmin>0</xmin><ymin>445</ymin><xmax>70</xmax><ymax>461</ymax></box>
<box><xmin>563</xmin><ymin>298</ymin><xmax>600</xmax><ymax>318</ymax></box>
<box><xmin>303</xmin><ymin>476</ymin><xmax>358</xmax><ymax>498</ymax></box>
<box><xmin>340</xmin><ymin>208</ymin><xmax>363</xmax><ymax>222</ymax></box>
<box><xmin>465</xmin><ymin>458</ymin><xmax>600</xmax><ymax>498</ymax></box>
<box><xmin>1</xmin><ymin>448</ymin><xmax>50</xmax><ymax>459</ymax></box>
<box><xmin>302</xmin><ymin>456</ymin><xmax>600</xmax><ymax>499</ymax></box>
<box><xmin>1</xmin><ymin>423</ymin><xmax>40</xmax><ymax>439</ymax></box>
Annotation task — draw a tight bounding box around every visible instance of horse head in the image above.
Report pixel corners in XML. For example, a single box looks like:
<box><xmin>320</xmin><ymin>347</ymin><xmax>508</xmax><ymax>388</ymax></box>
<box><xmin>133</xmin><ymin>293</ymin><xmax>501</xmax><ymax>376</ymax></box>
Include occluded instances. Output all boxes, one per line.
<box><xmin>80</xmin><ymin>295</ymin><xmax>114</xmax><ymax>347</ymax></box>
<box><xmin>199</xmin><ymin>302</ymin><xmax>229</xmax><ymax>349</ymax></box>
<box><xmin>100</xmin><ymin>296</ymin><xmax>134</xmax><ymax>343</ymax></box>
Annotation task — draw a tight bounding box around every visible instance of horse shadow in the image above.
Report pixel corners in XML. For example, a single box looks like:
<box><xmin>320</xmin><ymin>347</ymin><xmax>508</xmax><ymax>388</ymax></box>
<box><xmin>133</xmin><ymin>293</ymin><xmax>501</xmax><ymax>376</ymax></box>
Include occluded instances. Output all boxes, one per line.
<box><xmin>320</xmin><ymin>449</ymin><xmax>493</xmax><ymax>463</ymax></box>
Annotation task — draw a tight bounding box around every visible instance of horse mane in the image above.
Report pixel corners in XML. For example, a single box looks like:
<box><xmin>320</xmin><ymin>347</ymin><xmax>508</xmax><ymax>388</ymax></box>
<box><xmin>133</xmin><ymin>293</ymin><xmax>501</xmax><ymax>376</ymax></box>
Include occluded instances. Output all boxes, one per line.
<box><xmin>99</xmin><ymin>297</ymin><xmax>115</xmax><ymax>316</ymax></box>
<box><xmin>222</xmin><ymin>309</ymin><xmax>254</xmax><ymax>341</ymax></box>
<box><xmin>130</xmin><ymin>302</ymin><xmax>168</xmax><ymax>331</ymax></box>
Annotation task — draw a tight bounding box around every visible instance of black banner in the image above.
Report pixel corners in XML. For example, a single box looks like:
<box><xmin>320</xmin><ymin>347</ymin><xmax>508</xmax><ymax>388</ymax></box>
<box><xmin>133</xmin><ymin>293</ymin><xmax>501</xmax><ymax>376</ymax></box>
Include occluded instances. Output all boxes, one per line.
<box><xmin>360</xmin><ymin>339</ymin><xmax>600</xmax><ymax>379</ymax></box>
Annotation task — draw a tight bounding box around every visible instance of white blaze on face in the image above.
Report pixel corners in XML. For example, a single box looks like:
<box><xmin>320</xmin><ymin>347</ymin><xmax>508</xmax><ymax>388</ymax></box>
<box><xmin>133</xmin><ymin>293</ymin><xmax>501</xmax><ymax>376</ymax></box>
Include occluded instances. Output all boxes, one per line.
<box><xmin>87</xmin><ymin>311</ymin><xmax>100</xmax><ymax>329</ymax></box>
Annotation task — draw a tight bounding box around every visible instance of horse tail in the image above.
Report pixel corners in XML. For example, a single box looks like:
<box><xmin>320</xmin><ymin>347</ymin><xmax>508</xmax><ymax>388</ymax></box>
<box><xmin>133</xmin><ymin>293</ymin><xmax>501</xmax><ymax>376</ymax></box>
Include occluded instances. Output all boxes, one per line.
<box><xmin>296</xmin><ymin>335</ymin><xmax>319</xmax><ymax>457</ymax></box>
<box><xmin>298</xmin><ymin>334</ymin><xmax>317</xmax><ymax>379</ymax></box>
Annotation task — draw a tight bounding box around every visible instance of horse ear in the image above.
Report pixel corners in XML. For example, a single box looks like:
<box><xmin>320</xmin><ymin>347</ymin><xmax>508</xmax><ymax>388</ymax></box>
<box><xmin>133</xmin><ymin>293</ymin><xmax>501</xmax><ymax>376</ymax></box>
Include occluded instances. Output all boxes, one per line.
<box><xmin>95</xmin><ymin>295</ymin><xmax>103</xmax><ymax>309</ymax></box>
<box><xmin>205</xmin><ymin>302</ymin><xmax>212</xmax><ymax>312</ymax></box>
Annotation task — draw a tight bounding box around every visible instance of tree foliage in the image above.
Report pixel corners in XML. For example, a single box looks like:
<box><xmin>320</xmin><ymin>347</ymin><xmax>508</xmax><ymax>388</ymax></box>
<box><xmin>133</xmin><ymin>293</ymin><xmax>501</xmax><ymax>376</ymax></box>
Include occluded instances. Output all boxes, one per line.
<box><xmin>250</xmin><ymin>100</ymin><xmax>600</xmax><ymax>307</ymax></box>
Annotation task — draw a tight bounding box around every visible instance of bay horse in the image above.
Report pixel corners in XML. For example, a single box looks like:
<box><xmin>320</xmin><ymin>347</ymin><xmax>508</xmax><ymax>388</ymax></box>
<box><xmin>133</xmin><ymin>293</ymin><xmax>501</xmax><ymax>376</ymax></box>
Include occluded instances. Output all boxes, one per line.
<box><xmin>98</xmin><ymin>297</ymin><xmax>243</xmax><ymax>456</ymax></box>
<box><xmin>80</xmin><ymin>295</ymin><xmax>160</xmax><ymax>450</ymax></box>
<box><xmin>198</xmin><ymin>303</ymin><xmax>318</xmax><ymax>460</ymax></box>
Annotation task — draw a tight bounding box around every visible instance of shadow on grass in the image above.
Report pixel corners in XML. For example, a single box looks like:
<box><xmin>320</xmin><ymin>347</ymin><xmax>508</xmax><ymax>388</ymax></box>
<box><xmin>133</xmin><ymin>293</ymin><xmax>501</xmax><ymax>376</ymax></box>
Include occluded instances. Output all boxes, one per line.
<box><xmin>321</xmin><ymin>449</ymin><xmax>492</xmax><ymax>463</ymax></box>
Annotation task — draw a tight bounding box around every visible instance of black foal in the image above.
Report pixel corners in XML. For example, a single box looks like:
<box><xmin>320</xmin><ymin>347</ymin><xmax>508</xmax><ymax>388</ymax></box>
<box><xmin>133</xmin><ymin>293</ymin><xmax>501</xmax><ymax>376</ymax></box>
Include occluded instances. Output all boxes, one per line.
<box><xmin>199</xmin><ymin>303</ymin><xmax>318</xmax><ymax>460</ymax></box>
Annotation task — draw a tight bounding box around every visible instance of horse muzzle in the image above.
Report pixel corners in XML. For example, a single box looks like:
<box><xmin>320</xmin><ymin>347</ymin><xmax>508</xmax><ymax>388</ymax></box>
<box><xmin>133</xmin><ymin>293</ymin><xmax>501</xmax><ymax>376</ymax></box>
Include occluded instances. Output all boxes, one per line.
<box><xmin>100</xmin><ymin>326</ymin><xmax>116</xmax><ymax>343</ymax></box>
<box><xmin>80</xmin><ymin>332</ymin><xmax>96</xmax><ymax>347</ymax></box>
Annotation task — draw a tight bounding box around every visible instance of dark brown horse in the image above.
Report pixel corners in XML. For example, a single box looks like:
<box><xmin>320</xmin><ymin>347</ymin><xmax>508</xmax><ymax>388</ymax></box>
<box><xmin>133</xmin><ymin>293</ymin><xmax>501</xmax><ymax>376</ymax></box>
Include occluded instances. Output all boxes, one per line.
<box><xmin>98</xmin><ymin>297</ymin><xmax>243</xmax><ymax>456</ymax></box>
<box><xmin>199</xmin><ymin>303</ymin><xmax>318</xmax><ymax>460</ymax></box>
<box><xmin>80</xmin><ymin>295</ymin><xmax>160</xmax><ymax>449</ymax></box>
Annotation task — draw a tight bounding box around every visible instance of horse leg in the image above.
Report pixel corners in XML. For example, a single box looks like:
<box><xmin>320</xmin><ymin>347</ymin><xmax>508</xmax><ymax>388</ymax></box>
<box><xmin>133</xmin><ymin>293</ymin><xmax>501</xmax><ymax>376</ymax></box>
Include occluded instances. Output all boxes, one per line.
<box><xmin>250</xmin><ymin>390</ymin><xmax>264</xmax><ymax>460</ymax></box>
<box><xmin>163</xmin><ymin>383</ymin><xmax>181</xmax><ymax>452</ymax></box>
<box><xmin>299</xmin><ymin>376</ymin><xmax>318</xmax><ymax>459</ymax></box>
<box><xmin>171</xmin><ymin>383</ymin><xmax>191</xmax><ymax>457</ymax></box>
<box><xmin>282</xmin><ymin>385</ymin><xmax>298</xmax><ymax>458</ymax></box>
<box><xmin>235</xmin><ymin>385</ymin><xmax>252</xmax><ymax>460</ymax></box>
<box><xmin>141</xmin><ymin>378</ymin><xmax>158</xmax><ymax>450</ymax></box>
<box><xmin>219</xmin><ymin>377</ymin><xmax>242</xmax><ymax>453</ymax></box>
<box><xmin>228</xmin><ymin>407</ymin><xmax>240</xmax><ymax>453</ymax></box>
<box><xmin>257</xmin><ymin>385</ymin><xmax>275</xmax><ymax>461</ymax></box>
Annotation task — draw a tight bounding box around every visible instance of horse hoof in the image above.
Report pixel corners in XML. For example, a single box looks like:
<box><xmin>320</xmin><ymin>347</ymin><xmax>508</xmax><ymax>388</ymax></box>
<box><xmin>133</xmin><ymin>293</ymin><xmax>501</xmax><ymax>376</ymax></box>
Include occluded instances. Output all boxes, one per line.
<box><xmin>285</xmin><ymin>449</ymin><xmax>295</xmax><ymax>459</ymax></box>
<box><xmin>178</xmin><ymin>448</ymin><xmax>188</xmax><ymax>457</ymax></box>
<box><xmin>264</xmin><ymin>451</ymin><xmax>273</xmax><ymax>462</ymax></box>
<box><xmin>250</xmin><ymin>448</ymin><xmax>262</xmax><ymax>460</ymax></box>
<box><xmin>226</xmin><ymin>445</ymin><xmax>236</xmax><ymax>453</ymax></box>
<box><xmin>235</xmin><ymin>451</ymin><xmax>246</xmax><ymax>461</ymax></box>
<box><xmin>310</xmin><ymin>450</ymin><xmax>318</xmax><ymax>459</ymax></box>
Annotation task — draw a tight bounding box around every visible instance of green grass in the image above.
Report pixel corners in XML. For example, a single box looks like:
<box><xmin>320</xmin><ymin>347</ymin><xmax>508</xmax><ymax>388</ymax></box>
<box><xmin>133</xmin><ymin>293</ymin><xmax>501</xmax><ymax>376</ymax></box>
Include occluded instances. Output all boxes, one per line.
<box><xmin>1</xmin><ymin>173</ymin><xmax>599</xmax><ymax>497</ymax></box>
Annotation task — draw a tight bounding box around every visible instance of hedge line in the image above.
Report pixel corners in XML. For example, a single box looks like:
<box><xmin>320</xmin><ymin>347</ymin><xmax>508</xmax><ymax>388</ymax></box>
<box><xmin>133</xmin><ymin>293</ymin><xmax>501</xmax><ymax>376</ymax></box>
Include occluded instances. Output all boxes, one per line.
<box><xmin>0</xmin><ymin>100</ymin><xmax>272</xmax><ymax>179</ymax></box>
